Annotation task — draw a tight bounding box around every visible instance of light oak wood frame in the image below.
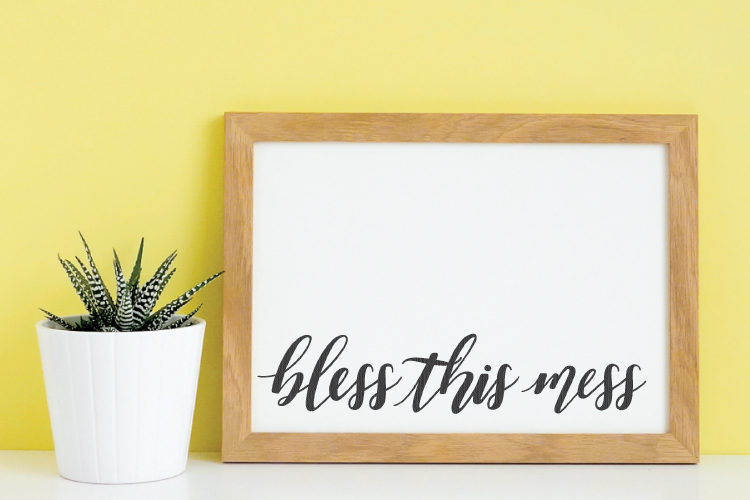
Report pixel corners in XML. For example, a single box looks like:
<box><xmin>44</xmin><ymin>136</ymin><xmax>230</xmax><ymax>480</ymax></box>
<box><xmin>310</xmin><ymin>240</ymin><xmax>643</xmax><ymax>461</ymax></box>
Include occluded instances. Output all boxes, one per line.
<box><xmin>223</xmin><ymin>113</ymin><xmax>698</xmax><ymax>463</ymax></box>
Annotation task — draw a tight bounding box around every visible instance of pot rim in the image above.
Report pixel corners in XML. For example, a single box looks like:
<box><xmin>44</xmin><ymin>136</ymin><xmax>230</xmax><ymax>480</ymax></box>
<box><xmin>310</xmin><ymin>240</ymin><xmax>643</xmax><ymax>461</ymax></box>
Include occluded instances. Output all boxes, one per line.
<box><xmin>36</xmin><ymin>314</ymin><xmax>205</xmax><ymax>335</ymax></box>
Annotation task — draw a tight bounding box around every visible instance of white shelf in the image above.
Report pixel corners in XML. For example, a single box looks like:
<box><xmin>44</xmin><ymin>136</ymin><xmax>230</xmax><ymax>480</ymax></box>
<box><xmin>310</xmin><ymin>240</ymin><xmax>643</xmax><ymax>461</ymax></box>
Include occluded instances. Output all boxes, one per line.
<box><xmin>1</xmin><ymin>452</ymin><xmax>748</xmax><ymax>499</ymax></box>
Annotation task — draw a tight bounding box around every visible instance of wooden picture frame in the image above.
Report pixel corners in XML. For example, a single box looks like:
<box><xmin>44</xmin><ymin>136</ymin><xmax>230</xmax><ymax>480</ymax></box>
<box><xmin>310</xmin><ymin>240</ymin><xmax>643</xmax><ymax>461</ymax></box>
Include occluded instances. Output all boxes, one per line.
<box><xmin>223</xmin><ymin>113</ymin><xmax>698</xmax><ymax>463</ymax></box>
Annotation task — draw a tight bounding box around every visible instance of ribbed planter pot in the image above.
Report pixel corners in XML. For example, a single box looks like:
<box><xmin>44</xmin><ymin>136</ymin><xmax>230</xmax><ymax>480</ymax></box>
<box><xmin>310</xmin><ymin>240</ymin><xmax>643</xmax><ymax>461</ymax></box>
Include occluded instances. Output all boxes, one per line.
<box><xmin>36</xmin><ymin>316</ymin><xmax>205</xmax><ymax>484</ymax></box>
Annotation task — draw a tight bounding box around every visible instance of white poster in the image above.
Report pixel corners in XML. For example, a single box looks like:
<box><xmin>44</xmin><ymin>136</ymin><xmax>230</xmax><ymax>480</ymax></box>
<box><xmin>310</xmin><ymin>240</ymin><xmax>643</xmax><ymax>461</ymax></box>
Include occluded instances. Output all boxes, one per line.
<box><xmin>250</xmin><ymin>142</ymin><xmax>669</xmax><ymax>434</ymax></box>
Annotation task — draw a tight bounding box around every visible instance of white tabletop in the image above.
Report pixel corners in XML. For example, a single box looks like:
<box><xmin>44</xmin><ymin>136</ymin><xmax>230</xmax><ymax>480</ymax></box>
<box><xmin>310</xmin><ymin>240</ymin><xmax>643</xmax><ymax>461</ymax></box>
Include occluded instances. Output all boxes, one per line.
<box><xmin>1</xmin><ymin>452</ymin><xmax>748</xmax><ymax>499</ymax></box>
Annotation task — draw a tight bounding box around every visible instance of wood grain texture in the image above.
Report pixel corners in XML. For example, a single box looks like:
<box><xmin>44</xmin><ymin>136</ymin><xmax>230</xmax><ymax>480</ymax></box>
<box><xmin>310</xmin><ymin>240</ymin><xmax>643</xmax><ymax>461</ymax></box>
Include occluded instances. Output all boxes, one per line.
<box><xmin>223</xmin><ymin>114</ymin><xmax>255</xmax><ymax>453</ymax></box>
<box><xmin>223</xmin><ymin>113</ymin><xmax>698</xmax><ymax>463</ymax></box>
<box><xmin>667</xmin><ymin>117</ymin><xmax>699</xmax><ymax>460</ymax></box>
<box><xmin>222</xmin><ymin>433</ymin><xmax>695</xmax><ymax>464</ymax></box>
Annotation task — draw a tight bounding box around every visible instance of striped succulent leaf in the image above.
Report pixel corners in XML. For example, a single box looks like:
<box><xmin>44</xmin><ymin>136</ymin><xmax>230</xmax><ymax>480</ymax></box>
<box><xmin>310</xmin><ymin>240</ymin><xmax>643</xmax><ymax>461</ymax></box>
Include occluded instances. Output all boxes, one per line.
<box><xmin>164</xmin><ymin>304</ymin><xmax>202</xmax><ymax>330</ymax></box>
<box><xmin>131</xmin><ymin>283</ymin><xmax>140</xmax><ymax>308</ymax></box>
<box><xmin>132</xmin><ymin>252</ymin><xmax>177</xmax><ymax>328</ymax></box>
<box><xmin>40</xmin><ymin>308</ymin><xmax>76</xmax><ymax>330</ymax></box>
<box><xmin>128</xmin><ymin>238</ymin><xmax>144</xmax><ymax>289</ymax></box>
<box><xmin>128</xmin><ymin>239</ymin><xmax>145</xmax><ymax>307</ymax></box>
<box><xmin>79</xmin><ymin>233</ymin><xmax>115</xmax><ymax>310</ymax></box>
<box><xmin>146</xmin><ymin>271</ymin><xmax>224</xmax><ymax>330</ymax></box>
<box><xmin>58</xmin><ymin>256</ymin><xmax>98</xmax><ymax>317</ymax></box>
<box><xmin>113</xmin><ymin>250</ymin><xmax>135</xmax><ymax>330</ymax></box>
<box><xmin>133</xmin><ymin>267</ymin><xmax>176</xmax><ymax>328</ymax></box>
<box><xmin>75</xmin><ymin>256</ymin><xmax>114</xmax><ymax>325</ymax></box>
<box><xmin>64</xmin><ymin>259</ymin><xmax>106</xmax><ymax>329</ymax></box>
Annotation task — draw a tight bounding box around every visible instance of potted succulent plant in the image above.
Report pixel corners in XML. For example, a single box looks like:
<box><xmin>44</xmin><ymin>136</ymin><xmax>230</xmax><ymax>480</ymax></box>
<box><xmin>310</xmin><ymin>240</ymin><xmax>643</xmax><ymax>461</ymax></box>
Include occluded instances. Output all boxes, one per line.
<box><xmin>36</xmin><ymin>234</ymin><xmax>222</xmax><ymax>484</ymax></box>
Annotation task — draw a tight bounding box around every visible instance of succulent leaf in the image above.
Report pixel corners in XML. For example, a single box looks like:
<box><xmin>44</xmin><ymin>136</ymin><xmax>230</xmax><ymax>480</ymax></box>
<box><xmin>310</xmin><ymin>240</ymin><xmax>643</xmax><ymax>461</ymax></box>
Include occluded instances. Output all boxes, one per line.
<box><xmin>133</xmin><ymin>267</ymin><xmax>175</xmax><ymax>327</ymax></box>
<box><xmin>128</xmin><ymin>237</ymin><xmax>144</xmax><ymax>289</ymax></box>
<box><xmin>58</xmin><ymin>256</ymin><xmax>98</xmax><ymax>317</ymax></box>
<box><xmin>113</xmin><ymin>250</ymin><xmax>134</xmax><ymax>330</ymax></box>
<box><xmin>40</xmin><ymin>308</ymin><xmax>76</xmax><ymax>330</ymax></box>
<box><xmin>74</xmin><ymin>317</ymin><xmax>98</xmax><ymax>331</ymax></box>
<box><xmin>146</xmin><ymin>271</ymin><xmax>223</xmax><ymax>329</ymax></box>
<box><xmin>75</xmin><ymin>255</ymin><xmax>114</xmax><ymax>325</ymax></box>
<box><xmin>64</xmin><ymin>259</ymin><xmax>106</xmax><ymax>329</ymax></box>
<box><xmin>79</xmin><ymin>233</ymin><xmax>116</xmax><ymax>311</ymax></box>
<box><xmin>164</xmin><ymin>304</ymin><xmax>202</xmax><ymax>330</ymax></box>
<box><xmin>132</xmin><ymin>252</ymin><xmax>177</xmax><ymax>327</ymax></box>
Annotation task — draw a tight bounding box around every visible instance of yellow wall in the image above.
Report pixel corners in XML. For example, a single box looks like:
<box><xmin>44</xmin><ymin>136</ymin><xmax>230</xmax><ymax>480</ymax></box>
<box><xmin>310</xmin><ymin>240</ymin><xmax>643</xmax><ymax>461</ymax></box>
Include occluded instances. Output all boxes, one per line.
<box><xmin>1</xmin><ymin>0</ymin><xmax>748</xmax><ymax>453</ymax></box>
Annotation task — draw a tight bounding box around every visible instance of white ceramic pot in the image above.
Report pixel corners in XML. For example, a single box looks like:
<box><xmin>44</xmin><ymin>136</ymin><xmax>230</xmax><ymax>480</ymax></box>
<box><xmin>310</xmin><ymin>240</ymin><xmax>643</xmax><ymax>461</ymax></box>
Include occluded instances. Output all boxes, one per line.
<box><xmin>36</xmin><ymin>316</ymin><xmax>205</xmax><ymax>484</ymax></box>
